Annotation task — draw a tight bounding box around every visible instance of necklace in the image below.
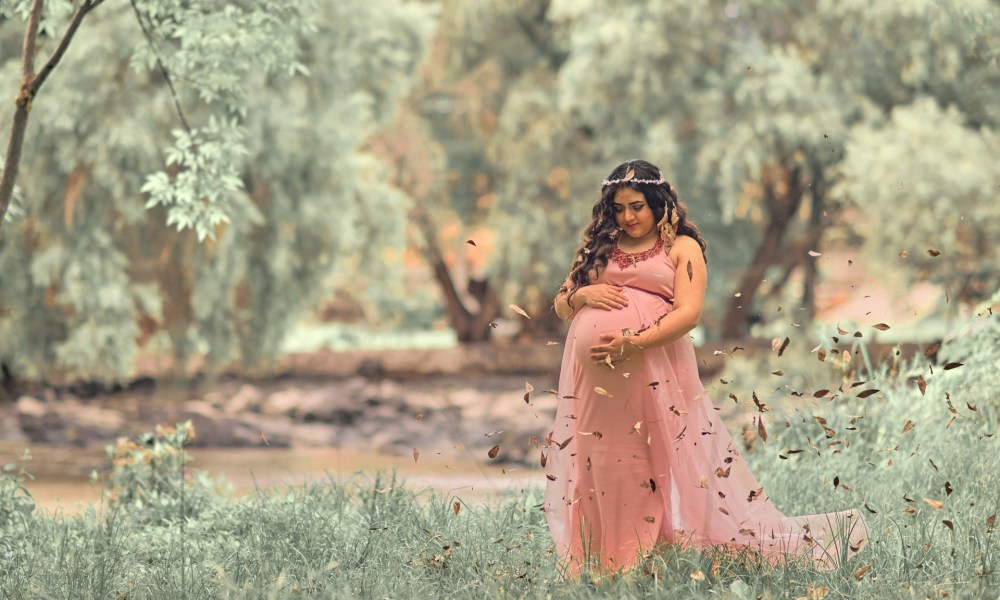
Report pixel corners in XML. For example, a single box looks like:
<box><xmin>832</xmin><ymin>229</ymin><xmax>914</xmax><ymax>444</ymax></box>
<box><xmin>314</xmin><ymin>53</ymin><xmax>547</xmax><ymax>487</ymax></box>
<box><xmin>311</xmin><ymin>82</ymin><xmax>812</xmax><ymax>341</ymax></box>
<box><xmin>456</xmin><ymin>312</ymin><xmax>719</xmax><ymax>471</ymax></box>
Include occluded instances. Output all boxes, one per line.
<box><xmin>610</xmin><ymin>235</ymin><xmax>664</xmax><ymax>269</ymax></box>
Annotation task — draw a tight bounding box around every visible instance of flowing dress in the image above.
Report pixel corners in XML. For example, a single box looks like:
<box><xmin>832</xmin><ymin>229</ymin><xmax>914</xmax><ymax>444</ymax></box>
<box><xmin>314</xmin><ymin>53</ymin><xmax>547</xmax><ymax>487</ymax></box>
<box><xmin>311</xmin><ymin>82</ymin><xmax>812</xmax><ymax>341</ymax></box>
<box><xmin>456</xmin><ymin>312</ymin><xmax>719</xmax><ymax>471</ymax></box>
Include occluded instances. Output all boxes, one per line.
<box><xmin>543</xmin><ymin>237</ymin><xmax>868</xmax><ymax>575</ymax></box>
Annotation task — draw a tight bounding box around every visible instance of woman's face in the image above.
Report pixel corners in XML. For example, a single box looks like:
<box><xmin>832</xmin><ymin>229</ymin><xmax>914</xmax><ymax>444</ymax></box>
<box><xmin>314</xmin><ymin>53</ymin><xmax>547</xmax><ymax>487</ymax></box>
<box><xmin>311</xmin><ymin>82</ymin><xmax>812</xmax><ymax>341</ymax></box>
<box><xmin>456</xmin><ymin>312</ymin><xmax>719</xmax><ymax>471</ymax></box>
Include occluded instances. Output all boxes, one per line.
<box><xmin>613</xmin><ymin>187</ymin><xmax>656</xmax><ymax>240</ymax></box>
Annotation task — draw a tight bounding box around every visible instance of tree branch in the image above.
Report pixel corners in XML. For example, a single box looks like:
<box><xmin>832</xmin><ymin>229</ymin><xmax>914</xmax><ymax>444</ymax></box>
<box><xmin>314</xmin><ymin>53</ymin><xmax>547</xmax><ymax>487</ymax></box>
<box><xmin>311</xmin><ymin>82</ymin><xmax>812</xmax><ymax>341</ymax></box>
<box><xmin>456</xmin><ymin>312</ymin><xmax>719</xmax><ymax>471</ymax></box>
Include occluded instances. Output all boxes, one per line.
<box><xmin>0</xmin><ymin>0</ymin><xmax>45</xmax><ymax>232</ymax></box>
<box><xmin>29</xmin><ymin>0</ymin><xmax>106</xmax><ymax>98</ymax></box>
<box><xmin>129</xmin><ymin>0</ymin><xmax>192</xmax><ymax>134</ymax></box>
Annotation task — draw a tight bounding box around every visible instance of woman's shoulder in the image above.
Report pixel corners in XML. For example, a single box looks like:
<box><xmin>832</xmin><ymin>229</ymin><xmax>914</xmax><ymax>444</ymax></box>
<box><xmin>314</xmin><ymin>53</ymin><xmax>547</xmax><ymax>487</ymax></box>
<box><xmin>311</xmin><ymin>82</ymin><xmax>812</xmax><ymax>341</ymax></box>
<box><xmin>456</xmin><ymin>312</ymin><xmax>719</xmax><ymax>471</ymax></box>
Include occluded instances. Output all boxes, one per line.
<box><xmin>667</xmin><ymin>235</ymin><xmax>704</xmax><ymax>265</ymax></box>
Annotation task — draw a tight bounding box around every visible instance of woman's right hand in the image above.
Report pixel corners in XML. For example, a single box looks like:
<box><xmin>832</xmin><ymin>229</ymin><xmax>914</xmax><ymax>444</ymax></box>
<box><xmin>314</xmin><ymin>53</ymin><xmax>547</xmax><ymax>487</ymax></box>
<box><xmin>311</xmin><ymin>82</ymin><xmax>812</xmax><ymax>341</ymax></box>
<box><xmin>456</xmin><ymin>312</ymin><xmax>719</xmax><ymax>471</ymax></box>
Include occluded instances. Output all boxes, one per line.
<box><xmin>576</xmin><ymin>284</ymin><xmax>629</xmax><ymax>311</ymax></box>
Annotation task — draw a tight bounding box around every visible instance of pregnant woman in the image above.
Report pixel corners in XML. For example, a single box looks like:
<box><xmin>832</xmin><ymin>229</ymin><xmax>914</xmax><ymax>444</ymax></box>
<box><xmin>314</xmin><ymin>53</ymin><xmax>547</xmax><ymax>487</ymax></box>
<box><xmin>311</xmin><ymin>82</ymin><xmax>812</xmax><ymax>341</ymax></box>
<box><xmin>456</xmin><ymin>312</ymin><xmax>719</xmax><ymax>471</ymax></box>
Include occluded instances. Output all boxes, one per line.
<box><xmin>546</xmin><ymin>159</ymin><xmax>867</xmax><ymax>576</ymax></box>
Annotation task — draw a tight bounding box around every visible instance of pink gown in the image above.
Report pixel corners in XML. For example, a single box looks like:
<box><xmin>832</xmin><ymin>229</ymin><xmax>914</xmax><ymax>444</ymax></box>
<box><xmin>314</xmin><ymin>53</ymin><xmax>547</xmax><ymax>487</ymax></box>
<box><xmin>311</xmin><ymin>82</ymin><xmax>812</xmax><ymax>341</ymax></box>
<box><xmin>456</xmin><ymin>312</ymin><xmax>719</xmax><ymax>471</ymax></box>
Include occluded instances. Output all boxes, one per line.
<box><xmin>544</xmin><ymin>238</ymin><xmax>868</xmax><ymax>575</ymax></box>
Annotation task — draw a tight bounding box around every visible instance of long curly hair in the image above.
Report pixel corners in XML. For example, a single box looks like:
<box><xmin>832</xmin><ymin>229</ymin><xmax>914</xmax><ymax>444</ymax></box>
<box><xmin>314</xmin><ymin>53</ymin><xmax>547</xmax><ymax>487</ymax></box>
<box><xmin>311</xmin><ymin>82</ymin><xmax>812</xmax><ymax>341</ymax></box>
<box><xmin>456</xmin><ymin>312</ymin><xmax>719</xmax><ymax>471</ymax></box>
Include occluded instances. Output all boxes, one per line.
<box><xmin>561</xmin><ymin>159</ymin><xmax>708</xmax><ymax>297</ymax></box>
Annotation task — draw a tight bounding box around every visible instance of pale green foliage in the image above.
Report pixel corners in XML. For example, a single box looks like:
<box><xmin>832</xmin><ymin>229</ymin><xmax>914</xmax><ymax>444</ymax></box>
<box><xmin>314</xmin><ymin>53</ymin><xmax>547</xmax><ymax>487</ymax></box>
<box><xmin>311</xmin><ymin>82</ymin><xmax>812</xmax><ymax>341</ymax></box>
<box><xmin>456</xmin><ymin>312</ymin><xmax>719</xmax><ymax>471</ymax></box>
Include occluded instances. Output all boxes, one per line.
<box><xmin>836</xmin><ymin>100</ymin><xmax>1000</xmax><ymax>300</ymax></box>
<box><xmin>0</xmin><ymin>0</ymin><xmax>436</xmax><ymax>382</ymax></box>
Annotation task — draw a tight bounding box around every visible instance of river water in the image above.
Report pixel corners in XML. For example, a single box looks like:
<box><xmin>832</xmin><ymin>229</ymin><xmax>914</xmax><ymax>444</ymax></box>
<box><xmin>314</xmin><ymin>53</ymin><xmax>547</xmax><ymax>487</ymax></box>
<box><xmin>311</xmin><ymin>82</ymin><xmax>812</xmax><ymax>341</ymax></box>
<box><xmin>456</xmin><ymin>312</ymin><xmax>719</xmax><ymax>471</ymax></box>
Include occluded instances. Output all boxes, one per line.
<box><xmin>0</xmin><ymin>442</ymin><xmax>542</xmax><ymax>516</ymax></box>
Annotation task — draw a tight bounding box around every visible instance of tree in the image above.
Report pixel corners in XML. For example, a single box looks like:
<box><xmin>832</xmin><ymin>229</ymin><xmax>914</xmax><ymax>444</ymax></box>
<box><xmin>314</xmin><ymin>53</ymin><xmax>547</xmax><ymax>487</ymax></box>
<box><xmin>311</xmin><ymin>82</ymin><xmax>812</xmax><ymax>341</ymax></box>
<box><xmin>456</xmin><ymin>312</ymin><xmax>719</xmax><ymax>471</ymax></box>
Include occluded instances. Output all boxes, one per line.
<box><xmin>0</xmin><ymin>0</ymin><xmax>435</xmax><ymax>383</ymax></box>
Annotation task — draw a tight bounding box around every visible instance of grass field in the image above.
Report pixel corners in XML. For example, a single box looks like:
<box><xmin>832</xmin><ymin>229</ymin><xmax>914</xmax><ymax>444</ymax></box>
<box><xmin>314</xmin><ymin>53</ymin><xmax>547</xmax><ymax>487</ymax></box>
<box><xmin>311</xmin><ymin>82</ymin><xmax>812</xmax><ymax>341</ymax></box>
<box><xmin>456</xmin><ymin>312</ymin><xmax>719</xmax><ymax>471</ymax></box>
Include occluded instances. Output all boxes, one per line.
<box><xmin>2</xmin><ymin>321</ymin><xmax>997</xmax><ymax>599</ymax></box>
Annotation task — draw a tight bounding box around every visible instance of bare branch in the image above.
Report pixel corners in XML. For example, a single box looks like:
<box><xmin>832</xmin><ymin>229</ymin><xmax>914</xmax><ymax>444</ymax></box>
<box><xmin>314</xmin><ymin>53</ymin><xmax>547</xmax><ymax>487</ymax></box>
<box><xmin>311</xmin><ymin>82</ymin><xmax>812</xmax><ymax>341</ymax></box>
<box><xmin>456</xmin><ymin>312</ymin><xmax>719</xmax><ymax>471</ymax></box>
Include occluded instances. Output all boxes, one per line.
<box><xmin>30</xmin><ymin>0</ymin><xmax>107</xmax><ymax>98</ymax></box>
<box><xmin>129</xmin><ymin>0</ymin><xmax>192</xmax><ymax>134</ymax></box>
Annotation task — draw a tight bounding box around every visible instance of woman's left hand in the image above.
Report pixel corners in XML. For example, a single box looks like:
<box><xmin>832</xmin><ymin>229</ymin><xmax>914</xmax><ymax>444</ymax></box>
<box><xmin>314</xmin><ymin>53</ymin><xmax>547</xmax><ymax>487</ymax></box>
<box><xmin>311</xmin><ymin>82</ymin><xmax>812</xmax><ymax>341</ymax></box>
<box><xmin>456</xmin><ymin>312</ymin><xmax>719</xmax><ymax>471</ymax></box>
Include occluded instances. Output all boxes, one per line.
<box><xmin>589</xmin><ymin>331</ymin><xmax>643</xmax><ymax>366</ymax></box>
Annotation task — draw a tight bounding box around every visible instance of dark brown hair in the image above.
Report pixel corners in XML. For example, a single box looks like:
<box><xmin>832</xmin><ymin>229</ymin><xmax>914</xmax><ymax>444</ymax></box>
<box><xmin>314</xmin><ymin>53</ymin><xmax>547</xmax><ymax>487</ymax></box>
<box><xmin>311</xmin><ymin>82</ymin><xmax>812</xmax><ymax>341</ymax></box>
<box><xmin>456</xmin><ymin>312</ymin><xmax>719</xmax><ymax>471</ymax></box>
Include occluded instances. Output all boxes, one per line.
<box><xmin>561</xmin><ymin>159</ymin><xmax>707</xmax><ymax>296</ymax></box>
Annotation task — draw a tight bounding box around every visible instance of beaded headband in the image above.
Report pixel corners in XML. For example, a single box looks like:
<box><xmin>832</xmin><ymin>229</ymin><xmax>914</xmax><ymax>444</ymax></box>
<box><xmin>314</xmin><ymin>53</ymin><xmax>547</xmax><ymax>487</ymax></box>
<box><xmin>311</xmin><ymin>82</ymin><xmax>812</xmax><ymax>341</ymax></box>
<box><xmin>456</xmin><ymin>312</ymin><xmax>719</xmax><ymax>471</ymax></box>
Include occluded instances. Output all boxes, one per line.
<box><xmin>601</xmin><ymin>167</ymin><xmax>666</xmax><ymax>188</ymax></box>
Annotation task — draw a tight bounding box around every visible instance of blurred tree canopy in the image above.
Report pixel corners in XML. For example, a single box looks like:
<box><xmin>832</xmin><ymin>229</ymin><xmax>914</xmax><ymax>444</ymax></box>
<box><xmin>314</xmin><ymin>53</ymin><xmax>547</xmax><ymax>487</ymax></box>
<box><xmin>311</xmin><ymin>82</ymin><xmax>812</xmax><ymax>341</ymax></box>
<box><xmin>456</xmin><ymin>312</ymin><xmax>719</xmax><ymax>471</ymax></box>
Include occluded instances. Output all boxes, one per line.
<box><xmin>396</xmin><ymin>0</ymin><xmax>1000</xmax><ymax>341</ymax></box>
<box><xmin>0</xmin><ymin>0</ymin><xmax>435</xmax><ymax>382</ymax></box>
<box><xmin>1</xmin><ymin>0</ymin><xmax>997</xmax><ymax>384</ymax></box>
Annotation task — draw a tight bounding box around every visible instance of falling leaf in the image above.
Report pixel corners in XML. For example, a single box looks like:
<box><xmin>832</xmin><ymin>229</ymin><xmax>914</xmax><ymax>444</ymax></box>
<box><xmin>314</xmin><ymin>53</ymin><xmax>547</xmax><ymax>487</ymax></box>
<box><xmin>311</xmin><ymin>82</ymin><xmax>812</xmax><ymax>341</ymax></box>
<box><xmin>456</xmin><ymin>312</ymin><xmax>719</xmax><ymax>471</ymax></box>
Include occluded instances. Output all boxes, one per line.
<box><xmin>453</xmin><ymin>501</ymin><xmax>461</xmax><ymax>515</ymax></box>
<box><xmin>540</xmin><ymin>451</ymin><xmax>547</xmax><ymax>467</ymax></box>
<box><xmin>690</xmin><ymin>569</ymin><xmax>706</xmax><ymax>581</ymax></box>
<box><xmin>837</xmin><ymin>325</ymin><xmax>850</xmax><ymax>335</ymax></box>
<box><xmin>466</xmin><ymin>239</ymin><xmax>477</xmax><ymax>246</ymax></box>
<box><xmin>581</xmin><ymin>431</ymin><xmax>603</xmax><ymax>439</ymax></box>
<box><xmin>546</xmin><ymin>474</ymin><xmax>557</xmax><ymax>481</ymax></box>
<box><xmin>623</xmin><ymin>167</ymin><xmax>635</xmax><ymax>181</ymax></box>
<box><xmin>728</xmin><ymin>393</ymin><xmax>738</xmax><ymax>403</ymax></box>
<box><xmin>757</xmin><ymin>417</ymin><xmax>768</xmax><ymax>443</ymax></box>
<box><xmin>943</xmin><ymin>362</ymin><xmax>964</xmax><ymax>370</ymax></box>
<box><xmin>902</xmin><ymin>420</ymin><xmax>915</xmax><ymax>433</ymax></box>
<box><xmin>715</xmin><ymin>466</ymin><xmax>731</xmax><ymax>478</ymax></box>
<box><xmin>772</xmin><ymin>370</ymin><xmax>784</xmax><ymax>376</ymax></box>
<box><xmin>778</xmin><ymin>336</ymin><xmax>790</xmax><ymax>356</ymax></box>
<box><xmin>594</xmin><ymin>386</ymin><xmax>612</xmax><ymax>397</ymax></box>
<box><xmin>899</xmin><ymin>249</ymin><xmax>909</xmax><ymax>258</ymax></box>
<box><xmin>854</xmin><ymin>565</ymin><xmax>871</xmax><ymax>580</ymax></box>
<box><xmin>508</xmin><ymin>304</ymin><xmax>531</xmax><ymax>319</ymax></box>
<box><xmin>808</xmin><ymin>250</ymin><xmax>821</xmax><ymax>257</ymax></box>
<box><xmin>942</xmin><ymin>519</ymin><xmax>954</xmax><ymax>533</ymax></box>
<box><xmin>734</xmin><ymin>291</ymin><xmax>742</xmax><ymax>297</ymax></box>
<box><xmin>873</xmin><ymin>323</ymin><xmax>891</xmax><ymax>331</ymax></box>
<box><xmin>413</xmin><ymin>448</ymin><xmax>420</xmax><ymax>463</ymax></box>
<box><xmin>687</xmin><ymin>260</ymin><xmax>693</xmax><ymax>282</ymax></box>
<box><xmin>945</xmin><ymin>481</ymin><xmax>953</xmax><ymax>496</ymax></box>
<box><xmin>923</xmin><ymin>498</ymin><xmax>944</xmax><ymax>510</ymax></box>
<box><xmin>967</xmin><ymin>402</ymin><xmax>977</xmax><ymax>411</ymax></box>
<box><xmin>843</xmin><ymin>350</ymin><xmax>852</xmax><ymax>363</ymax></box>
<box><xmin>923</xmin><ymin>343</ymin><xmax>940</xmax><ymax>357</ymax></box>
<box><xmin>649</xmin><ymin>478</ymin><xmax>657</xmax><ymax>493</ymax></box>
<box><xmin>864</xmin><ymin>503</ymin><xmax>877</xmax><ymax>514</ymax></box>
<box><xmin>487</xmin><ymin>445</ymin><xmax>500</xmax><ymax>459</ymax></box>
<box><xmin>917</xmin><ymin>376</ymin><xmax>927</xmax><ymax>396</ymax></box>
<box><xmin>718</xmin><ymin>506</ymin><xmax>730</xmax><ymax>515</ymax></box>
<box><xmin>814</xmin><ymin>389</ymin><xmax>830</xmax><ymax>398</ymax></box>
<box><xmin>546</xmin><ymin>341</ymin><xmax>559</xmax><ymax>346</ymax></box>
<box><xmin>818</xmin><ymin>348</ymin><xmax>827</xmax><ymax>362</ymax></box>
<box><xmin>857</xmin><ymin>389</ymin><xmax>880</xmax><ymax>398</ymax></box>
<box><xmin>632</xmin><ymin>421</ymin><xmax>643</xmax><ymax>434</ymax></box>
<box><xmin>771</xmin><ymin>337</ymin><xmax>782</xmax><ymax>351</ymax></box>
<box><xmin>416</xmin><ymin>412</ymin><xmax>424</xmax><ymax>421</ymax></box>
<box><xmin>643</xmin><ymin>516</ymin><xmax>656</xmax><ymax>523</ymax></box>
<box><xmin>927</xmin><ymin>248</ymin><xmax>941</xmax><ymax>257</ymax></box>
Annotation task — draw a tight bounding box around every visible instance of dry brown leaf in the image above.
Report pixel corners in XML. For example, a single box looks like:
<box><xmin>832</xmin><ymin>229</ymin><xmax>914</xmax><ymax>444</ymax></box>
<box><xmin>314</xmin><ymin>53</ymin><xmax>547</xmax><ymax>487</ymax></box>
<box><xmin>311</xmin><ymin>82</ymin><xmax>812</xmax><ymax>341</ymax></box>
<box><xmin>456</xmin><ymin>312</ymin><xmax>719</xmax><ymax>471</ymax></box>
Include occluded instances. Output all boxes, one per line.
<box><xmin>413</xmin><ymin>448</ymin><xmax>420</xmax><ymax>463</ymax></box>
<box><xmin>818</xmin><ymin>348</ymin><xmax>827</xmax><ymax>362</ymax></box>
<box><xmin>899</xmin><ymin>249</ymin><xmax>909</xmax><ymax>258</ymax></box>
<box><xmin>690</xmin><ymin>569</ymin><xmax>705</xmax><ymax>581</ymax></box>
<box><xmin>927</xmin><ymin>248</ymin><xmax>941</xmax><ymax>257</ymax></box>
<box><xmin>453</xmin><ymin>501</ymin><xmax>461</xmax><ymax>515</ymax></box>
<box><xmin>843</xmin><ymin>350</ymin><xmax>852</xmax><ymax>363</ymax></box>
<box><xmin>686</xmin><ymin>259</ymin><xmax>693</xmax><ymax>282</ymax></box>
<box><xmin>917</xmin><ymin>375</ymin><xmax>927</xmax><ymax>396</ymax></box>
<box><xmin>594</xmin><ymin>386</ymin><xmax>612</xmax><ymax>397</ymax></box>
<box><xmin>902</xmin><ymin>420</ymin><xmax>915</xmax><ymax>433</ymax></box>
<box><xmin>942</xmin><ymin>519</ymin><xmax>954</xmax><ymax>533</ymax></box>
<box><xmin>923</xmin><ymin>497</ymin><xmax>944</xmax><ymax>510</ymax></box>
<box><xmin>488</xmin><ymin>445</ymin><xmax>500</xmax><ymax>459</ymax></box>
<box><xmin>864</xmin><ymin>503</ymin><xmax>877</xmax><ymax>514</ymax></box>
<box><xmin>944</xmin><ymin>362</ymin><xmax>964</xmax><ymax>370</ymax></box>
<box><xmin>814</xmin><ymin>389</ymin><xmax>830</xmax><ymax>398</ymax></box>
<box><xmin>772</xmin><ymin>370</ymin><xmax>784</xmax><ymax>376</ymax></box>
<box><xmin>540</xmin><ymin>451</ymin><xmax>547</xmax><ymax>468</ymax></box>
<box><xmin>466</xmin><ymin>239</ymin><xmax>477</xmax><ymax>246</ymax></box>
<box><xmin>853</xmin><ymin>565</ymin><xmax>871</xmax><ymax>580</ymax></box>
<box><xmin>808</xmin><ymin>250</ymin><xmax>821</xmax><ymax>257</ymax></box>
<box><xmin>757</xmin><ymin>417</ymin><xmax>768</xmax><ymax>443</ymax></box>
<box><xmin>873</xmin><ymin>323</ymin><xmax>891</xmax><ymax>331</ymax></box>
<box><xmin>508</xmin><ymin>304</ymin><xmax>531</xmax><ymax>319</ymax></box>
<box><xmin>987</xmin><ymin>514</ymin><xmax>996</xmax><ymax>532</ymax></box>
<box><xmin>857</xmin><ymin>389</ymin><xmax>880</xmax><ymax>398</ymax></box>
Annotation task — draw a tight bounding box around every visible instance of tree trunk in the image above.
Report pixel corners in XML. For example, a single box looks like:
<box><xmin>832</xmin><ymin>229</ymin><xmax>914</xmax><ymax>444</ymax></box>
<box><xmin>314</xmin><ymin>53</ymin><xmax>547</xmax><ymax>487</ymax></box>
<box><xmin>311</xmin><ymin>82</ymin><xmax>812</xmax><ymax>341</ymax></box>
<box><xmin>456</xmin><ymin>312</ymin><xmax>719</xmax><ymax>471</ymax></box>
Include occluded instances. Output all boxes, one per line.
<box><xmin>721</xmin><ymin>166</ymin><xmax>805</xmax><ymax>339</ymax></box>
<box><xmin>412</xmin><ymin>205</ymin><xmax>499</xmax><ymax>342</ymax></box>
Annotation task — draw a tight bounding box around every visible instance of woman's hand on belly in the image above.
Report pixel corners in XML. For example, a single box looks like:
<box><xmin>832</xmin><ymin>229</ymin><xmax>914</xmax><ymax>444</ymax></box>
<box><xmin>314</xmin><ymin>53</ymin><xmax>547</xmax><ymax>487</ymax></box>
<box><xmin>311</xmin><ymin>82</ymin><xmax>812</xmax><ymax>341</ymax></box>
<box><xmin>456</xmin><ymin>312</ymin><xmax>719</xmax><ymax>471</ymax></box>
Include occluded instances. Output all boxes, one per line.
<box><xmin>576</xmin><ymin>284</ymin><xmax>629</xmax><ymax>311</ymax></box>
<box><xmin>588</xmin><ymin>330</ymin><xmax>644</xmax><ymax>366</ymax></box>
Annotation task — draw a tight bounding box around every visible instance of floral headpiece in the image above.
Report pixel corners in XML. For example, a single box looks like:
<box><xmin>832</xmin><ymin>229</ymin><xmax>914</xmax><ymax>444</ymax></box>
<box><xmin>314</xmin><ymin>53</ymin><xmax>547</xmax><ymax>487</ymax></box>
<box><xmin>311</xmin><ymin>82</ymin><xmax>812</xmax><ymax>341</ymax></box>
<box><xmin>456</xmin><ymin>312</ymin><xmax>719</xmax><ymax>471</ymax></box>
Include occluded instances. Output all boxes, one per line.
<box><xmin>601</xmin><ymin>166</ymin><xmax>666</xmax><ymax>188</ymax></box>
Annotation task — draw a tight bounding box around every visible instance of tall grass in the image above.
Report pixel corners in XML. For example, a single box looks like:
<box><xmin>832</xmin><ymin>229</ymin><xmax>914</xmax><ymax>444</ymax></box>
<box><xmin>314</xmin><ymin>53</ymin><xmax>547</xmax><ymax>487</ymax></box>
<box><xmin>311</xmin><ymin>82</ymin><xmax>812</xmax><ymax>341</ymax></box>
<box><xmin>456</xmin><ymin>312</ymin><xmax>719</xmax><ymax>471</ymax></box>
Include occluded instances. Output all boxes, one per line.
<box><xmin>1</xmin><ymin>304</ymin><xmax>997</xmax><ymax>598</ymax></box>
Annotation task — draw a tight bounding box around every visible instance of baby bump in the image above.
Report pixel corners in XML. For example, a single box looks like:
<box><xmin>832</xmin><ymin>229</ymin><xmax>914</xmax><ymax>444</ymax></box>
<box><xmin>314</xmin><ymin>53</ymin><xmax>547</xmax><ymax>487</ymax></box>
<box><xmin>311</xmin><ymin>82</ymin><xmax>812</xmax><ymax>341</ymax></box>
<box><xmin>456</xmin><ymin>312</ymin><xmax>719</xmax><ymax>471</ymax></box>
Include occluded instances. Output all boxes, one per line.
<box><xmin>570</xmin><ymin>287</ymin><xmax>671</xmax><ymax>357</ymax></box>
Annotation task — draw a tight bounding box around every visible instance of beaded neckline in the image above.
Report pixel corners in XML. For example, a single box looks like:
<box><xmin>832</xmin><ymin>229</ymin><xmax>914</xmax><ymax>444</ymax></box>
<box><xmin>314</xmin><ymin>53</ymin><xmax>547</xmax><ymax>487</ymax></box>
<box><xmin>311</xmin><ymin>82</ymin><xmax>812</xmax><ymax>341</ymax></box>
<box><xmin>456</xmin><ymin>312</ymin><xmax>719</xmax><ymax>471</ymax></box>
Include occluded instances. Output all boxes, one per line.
<box><xmin>610</xmin><ymin>235</ymin><xmax>664</xmax><ymax>269</ymax></box>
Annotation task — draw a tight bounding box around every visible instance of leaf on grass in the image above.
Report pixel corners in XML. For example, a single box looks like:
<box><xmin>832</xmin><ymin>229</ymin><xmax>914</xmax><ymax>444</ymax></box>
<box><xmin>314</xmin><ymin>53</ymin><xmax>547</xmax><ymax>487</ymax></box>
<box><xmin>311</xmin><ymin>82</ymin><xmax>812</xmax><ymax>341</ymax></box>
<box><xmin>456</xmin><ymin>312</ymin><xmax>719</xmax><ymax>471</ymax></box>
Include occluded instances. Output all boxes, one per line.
<box><xmin>857</xmin><ymin>389</ymin><xmax>880</xmax><ymax>398</ymax></box>
<box><xmin>508</xmin><ymin>304</ymin><xmax>531</xmax><ymax>319</ymax></box>
<box><xmin>987</xmin><ymin>514</ymin><xmax>996</xmax><ymax>532</ymax></box>
<box><xmin>942</xmin><ymin>519</ymin><xmax>954</xmax><ymax>533</ymax></box>
<box><xmin>453</xmin><ymin>501</ymin><xmax>461</xmax><ymax>515</ymax></box>
<box><xmin>690</xmin><ymin>569</ymin><xmax>705</xmax><ymax>581</ymax></box>
<box><xmin>923</xmin><ymin>497</ymin><xmax>944</xmax><ymax>510</ymax></box>
<box><xmin>864</xmin><ymin>503</ymin><xmax>877</xmax><ymax>514</ymax></box>
<box><xmin>854</xmin><ymin>565</ymin><xmax>871</xmax><ymax>580</ymax></box>
<box><xmin>902</xmin><ymin>420</ymin><xmax>915</xmax><ymax>433</ymax></box>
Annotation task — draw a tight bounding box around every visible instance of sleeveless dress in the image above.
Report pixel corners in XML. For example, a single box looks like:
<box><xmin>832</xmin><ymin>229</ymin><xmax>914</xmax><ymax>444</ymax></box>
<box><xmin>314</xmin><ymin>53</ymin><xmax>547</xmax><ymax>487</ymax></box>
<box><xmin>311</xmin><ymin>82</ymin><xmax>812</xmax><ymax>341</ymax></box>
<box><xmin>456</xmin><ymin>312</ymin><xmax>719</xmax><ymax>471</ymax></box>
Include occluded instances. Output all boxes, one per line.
<box><xmin>543</xmin><ymin>237</ymin><xmax>868</xmax><ymax>575</ymax></box>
